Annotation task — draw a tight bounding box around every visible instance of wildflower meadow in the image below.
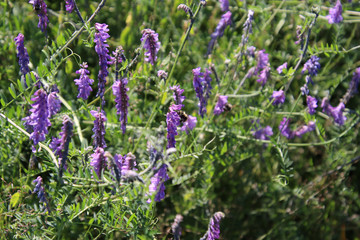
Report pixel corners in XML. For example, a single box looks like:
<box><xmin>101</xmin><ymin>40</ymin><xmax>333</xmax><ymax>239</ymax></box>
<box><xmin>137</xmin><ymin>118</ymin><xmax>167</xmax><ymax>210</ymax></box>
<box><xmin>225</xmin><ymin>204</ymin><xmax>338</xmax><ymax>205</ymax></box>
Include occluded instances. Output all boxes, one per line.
<box><xmin>1</xmin><ymin>0</ymin><xmax>360</xmax><ymax>239</ymax></box>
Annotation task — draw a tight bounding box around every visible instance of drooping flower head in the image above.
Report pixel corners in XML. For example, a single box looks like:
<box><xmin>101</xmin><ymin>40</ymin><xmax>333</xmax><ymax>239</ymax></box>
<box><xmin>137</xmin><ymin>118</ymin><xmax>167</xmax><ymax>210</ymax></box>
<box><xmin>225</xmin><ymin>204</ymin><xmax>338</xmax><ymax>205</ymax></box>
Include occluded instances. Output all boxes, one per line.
<box><xmin>113</xmin><ymin>78</ymin><xmax>129</xmax><ymax>134</ymax></box>
<box><xmin>47</xmin><ymin>85</ymin><xmax>61</xmax><ymax>118</ymax></box>
<box><xmin>214</xmin><ymin>95</ymin><xmax>229</xmax><ymax>115</ymax></box>
<box><xmin>147</xmin><ymin>164</ymin><xmax>169</xmax><ymax>203</ymax></box>
<box><xmin>271</xmin><ymin>90</ymin><xmax>285</xmax><ymax>105</ymax></box>
<box><xmin>193</xmin><ymin>67</ymin><xmax>213</xmax><ymax>117</ymax></box>
<box><xmin>255</xmin><ymin>50</ymin><xmax>269</xmax><ymax>75</ymax></box>
<box><xmin>171</xmin><ymin>214</ymin><xmax>184</xmax><ymax>240</ymax></box>
<box><xmin>74</xmin><ymin>62</ymin><xmax>94</xmax><ymax>100</ymax></box>
<box><xmin>29</xmin><ymin>0</ymin><xmax>49</xmax><ymax>33</ymax></box>
<box><xmin>240</xmin><ymin>9</ymin><xmax>254</xmax><ymax>47</ymax></box>
<box><xmin>14</xmin><ymin>33</ymin><xmax>30</xmax><ymax>76</ymax></box>
<box><xmin>256</xmin><ymin>66</ymin><xmax>270</xmax><ymax>86</ymax></box>
<box><xmin>202</xmin><ymin>212</ymin><xmax>225</xmax><ymax>240</ymax></box>
<box><xmin>306</xmin><ymin>95</ymin><xmax>318</xmax><ymax>115</ymax></box>
<box><xmin>22</xmin><ymin>89</ymin><xmax>51</xmax><ymax>147</ymax></box>
<box><xmin>293</xmin><ymin>121</ymin><xmax>316</xmax><ymax>138</ymax></box>
<box><xmin>279</xmin><ymin>117</ymin><xmax>293</xmax><ymax>139</ymax></box>
<box><xmin>170</xmin><ymin>85</ymin><xmax>185</xmax><ymax>107</ymax></box>
<box><xmin>90</xmin><ymin>109</ymin><xmax>107</xmax><ymax>148</ymax></box>
<box><xmin>94</xmin><ymin>23</ymin><xmax>113</xmax><ymax>100</ymax></box>
<box><xmin>166</xmin><ymin>104</ymin><xmax>182</xmax><ymax>149</ymax></box>
<box><xmin>49</xmin><ymin>115</ymin><xmax>73</xmax><ymax>171</ymax></box>
<box><xmin>90</xmin><ymin>147</ymin><xmax>107</xmax><ymax>178</ymax></box>
<box><xmin>321</xmin><ymin>98</ymin><xmax>346</xmax><ymax>126</ymax></box>
<box><xmin>141</xmin><ymin>29</ymin><xmax>161</xmax><ymax>65</ymax></box>
<box><xmin>208</xmin><ymin>11</ymin><xmax>232</xmax><ymax>54</ymax></box>
<box><xmin>276</xmin><ymin>62</ymin><xmax>287</xmax><ymax>74</ymax></box>
<box><xmin>65</xmin><ymin>0</ymin><xmax>75</xmax><ymax>13</ymax></box>
<box><xmin>327</xmin><ymin>0</ymin><xmax>343</xmax><ymax>24</ymax></box>
<box><xmin>219</xmin><ymin>0</ymin><xmax>229</xmax><ymax>12</ymax></box>
<box><xmin>302</xmin><ymin>56</ymin><xmax>321</xmax><ymax>76</ymax></box>
<box><xmin>181</xmin><ymin>115</ymin><xmax>197</xmax><ymax>134</ymax></box>
<box><xmin>32</xmin><ymin>176</ymin><xmax>50</xmax><ymax>212</ymax></box>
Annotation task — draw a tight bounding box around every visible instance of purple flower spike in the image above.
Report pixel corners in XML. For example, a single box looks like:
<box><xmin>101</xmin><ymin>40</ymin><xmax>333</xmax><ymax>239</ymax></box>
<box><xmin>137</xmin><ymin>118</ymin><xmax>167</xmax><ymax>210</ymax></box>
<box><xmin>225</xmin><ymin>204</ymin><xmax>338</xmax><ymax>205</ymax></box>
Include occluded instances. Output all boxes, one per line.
<box><xmin>22</xmin><ymin>89</ymin><xmax>51</xmax><ymax>147</ymax></box>
<box><xmin>219</xmin><ymin>0</ymin><xmax>229</xmax><ymax>12</ymax></box>
<box><xmin>90</xmin><ymin>147</ymin><xmax>107</xmax><ymax>178</ymax></box>
<box><xmin>74</xmin><ymin>62</ymin><xmax>94</xmax><ymax>100</ymax></box>
<box><xmin>49</xmin><ymin>115</ymin><xmax>73</xmax><ymax>171</ymax></box>
<box><xmin>257</xmin><ymin>66</ymin><xmax>270</xmax><ymax>86</ymax></box>
<box><xmin>113</xmin><ymin>78</ymin><xmax>129</xmax><ymax>134</ymax></box>
<box><xmin>141</xmin><ymin>29</ymin><xmax>161</xmax><ymax>65</ymax></box>
<box><xmin>181</xmin><ymin>115</ymin><xmax>197</xmax><ymax>134</ymax></box>
<box><xmin>47</xmin><ymin>85</ymin><xmax>61</xmax><ymax>118</ymax></box>
<box><xmin>166</xmin><ymin>105</ymin><xmax>182</xmax><ymax>149</ymax></box>
<box><xmin>170</xmin><ymin>85</ymin><xmax>185</xmax><ymax>106</ymax></box>
<box><xmin>193</xmin><ymin>67</ymin><xmax>213</xmax><ymax>117</ymax></box>
<box><xmin>321</xmin><ymin>98</ymin><xmax>346</xmax><ymax>126</ymax></box>
<box><xmin>302</xmin><ymin>56</ymin><xmax>321</xmax><ymax>76</ymax></box>
<box><xmin>208</xmin><ymin>11</ymin><xmax>232</xmax><ymax>54</ymax></box>
<box><xmin>94</xmin><ymin>23</ymin><xmax>113</xmax><ymax>100</ymax></box>
<box><xmin>157</xmin><ymin>70</ymin><xmax>168</xmax><ymax>80</ymax></box>
<box><xmin>90</xmin><ymin>109</ymin><xmax>107</xmax><ymax>148</ymax></box>
<box><xmin>272</xmin><ymin>90</ymin><xmax>285</xmax><ymax>105</ymax></box>
<box><xmin>307</xmin><ymin>95</ymin><xmax>318</xmax><ymax>115</ymax></box>
<box><xmin>276</xmin><ymin>62</ymin><xmax>287</xmax><ymax>74</ymax></box>
<box><xmin>32</xmin><ymin>176</ymin><xmax>50</xmax><ymax>212</ymax></box>
<box><xmin>214</xmin><ymin>95</ymin><xmax>229</xmax><ymax>115</ymax></box>
<box><xmin>171</xmin><ymin>214</ymin><xmax>183</xmax><ymax>240</ymax></box>
<box><xmin>255</xmin><ymin>50</ymin><xmax>269</xmax><ymax>74</ymax></box>
<box><xmin>202</xmin><ymin>212</ymin><xmax>225</xmax><ymax>240</ymax></box>
<box><xmin>253</xmin><ymin>125</ymin><xmax>273</xmax><ymax>141</ymax></box>
<box><xmin>327</xmin><ymin>0</ymin><xmax>343</xmax><ymax>24</ymax></box>
<box><xmin>65</xmin><ymin>0</ymin><xmax>75</xmax><ymax>13</ymax></box>
<box><xmin>29</xmin><ymin>0</ymin><xmax>49</xmax><ymax>33</ymax></box>
<box><xmin>147</xmin><ymin>164</ymin><xmax>169</xmax><ymax>203</ymax></box>
<box><xmin>279</xmin><ymin>118</ymin><xmax>293</xmax><ymax>139</ymax></box>
<box><xmin>294</xmin><ymin>121</ymin><xmax>316</xmax><ymax>138</ymax></box>
<box><xmin>14</xmin><ymin>33</ymin><xmax>30</xmax><ymax>76</ymax></box>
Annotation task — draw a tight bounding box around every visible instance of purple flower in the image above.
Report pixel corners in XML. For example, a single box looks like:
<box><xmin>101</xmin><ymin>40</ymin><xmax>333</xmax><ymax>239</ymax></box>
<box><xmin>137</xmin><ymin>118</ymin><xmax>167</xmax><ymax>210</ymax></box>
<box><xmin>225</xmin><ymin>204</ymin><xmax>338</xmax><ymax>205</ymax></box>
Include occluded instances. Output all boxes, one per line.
<box><xmin>295</xmin><ymin>25</ymin><xmax>303</xmax><ymax>45</ymax></box>
<box><xmin>32</xmin><ymin>176</ymin><xmax>50</xmax><ymax>212</ymax></box>
<box><xmin>114</xmin><ymin>153</ymin><xmax>137</xmax><ymax>173</ymax></box>
<box><xmin>276</xmin><ymin>62</ymin><xmax>287</xmax><ymax>74</ymax></box>
<box><xmin>348</xmin><ymin>67</ymin><xmax>360</xmax><ymax>95</ymax></box>
<box><xmin>247</xmin><ymin>46</ymin><xmax>256</xmax><ymax>57</ymax></box>
<box><xmin>208</xmin><ymin>11</ymin><xmax>232</xmax><ymax>54</ymax></box>
<box><xmin>166</xmin><ymin>105</ymin><xmax>182</xmax><ymax>149</ymax></box>
<box><xmin>74</xmin><ymin>62</ymin><xmax>94</xmax><ymax>100</ymax></box>
<box><xmin>321</xmin><ymin>98</ymin><xmax>346</xmax><ymax>126</ymax></box>
<box><xmin>302</xmin><ymin>56</ymin><xmax>321</xmax><ymax>76</ymax></box>
<box><xmin>279</xmin><ymin>117</ymin><xmax>293</xmax><ymax>139</ymax></box>
<box><xmin>47</xmin><ymin>85</ymin><xmax>61</xmax><ymax>118</ymax></box>
<box><xmin>65</xmin><ymin>0</ymin><xmax>75</xmax><ymax>13</ymax></box>
<box><xmin>240</xmin><ymin>10</ymin><xmax>254</xmax><ymax>47</ymax></box>
<box><xmin>170</xmin><ymin>85</ymin><xmax>185</xmax><ymax>107</ymax></box>
<box><xmin>293</xmin><ymin>121</ymin><xmax>316</xmax><ymax>138</ymax></box>
<box><xmin>90</xmin><ymin>147</ymin><xmax>107</xmax><ymax>178</ymax></box>
<box><xmin>94</xmin><ymin>23</ymin><xmax>113</xmax><ymax>100</ymax></box>
<box><xmin>271</xmin><ymin>90</ymin><xmax>285</xmax><ymax>105</ymax></box>
<box><xmin>157</xmin><ymin>70</ymin><xmax>168</xmax><ymax>80</ymax></box>
<box><xmin>29</xmin><ymin>0</ymin><xmax>49</xmax><ymax>33</ymax></box>
<box><xmin>181</xmin><ymin>115</ymin><xmax>197</xmax><ymax>134</ymax></box>
<box><xmin>113</xmin><ymin>78</ymin><xmax>129</xmax><ymax>134</ymax></box>
<box><xmin>219</xmin><ymin>0</ymin><xmax>229</xmax><ymax>12</ymax></box>
<box><xmin>141</xmin><ymin>29</ymin><xmax>161</xmax><ymax>65</ymax></box>
<box><xmin>22</xmin><ymin>89</ymin><xmax>51</xmax><ymax>147</ymax></box>
<box><xmin>256</xmin><ymin>66</ymin><xmax>270</xmax><ymax>86</ymax></box>
<box><xmin>255</xmin><ymin>50</ymin><xmax>269</xmax><ymax>74</ymax></box>
<box><xmin>204</xmin><ymin>212</ymin><xmax>225</xmax><ymax>240</ymax></box>
<box><xmin>252</xmin><ymin>125</ymin><xmax>273</xmax><ymax>140</ymax></box>
<box><xmin>214</xmin><ymin>95</ymin><xmax>229</xmax><ymax>115</ymax></box>
<box><xmin>193</xmin><ymin>67</ymin><xmax>212</xmax><ymax>117</ymax></box>
<box><xmin>14</xmin><ymin>33</ymin><xmax>30</xmax><ymax>76</ymax></box>
<box><xmin>147</xmin><ymin>164</ymin><xmax>169</xmax><ymax>203</ymax></box>
<box><xmin>307</xmin><ymin>95</ymin><xmax>318</xmax><ymax>115</ymax></box>
<box><xmin>49</xmin><ymin>115</ymin><xmax>73</xmax><ymax>171</ymax></box>
<box><xmin>327</xmin><ymin>0</ymin><xmax>343</xmax><ymax>24</ymax></box>
<box><xmin>171</xmin><ymin>214</ymin><xmax>183</xmax><ymax>240</ymax></box>
<box><xmin>90</xmin><ymin>109</ymin><xmax>107</xmax><ymax>148</ymax></box>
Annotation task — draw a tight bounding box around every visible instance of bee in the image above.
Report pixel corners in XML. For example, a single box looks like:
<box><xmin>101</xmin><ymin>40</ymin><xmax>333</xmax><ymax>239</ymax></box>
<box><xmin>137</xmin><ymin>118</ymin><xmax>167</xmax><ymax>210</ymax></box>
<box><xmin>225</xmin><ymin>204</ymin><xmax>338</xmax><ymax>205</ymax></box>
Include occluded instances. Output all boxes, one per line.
<box><xmin>224</xmin><ymin>103</ymin><xmax>233</xmax><ymax>112</ymax></box>
<box><xmin>33</xmin><ymin>1</ymin><xmax>42</xmax><ymax>14</ymax></box>
<box><xmin>177</xmin><ymin>110</ymin><xmax>188</xmax><ymax>123</ymax></box>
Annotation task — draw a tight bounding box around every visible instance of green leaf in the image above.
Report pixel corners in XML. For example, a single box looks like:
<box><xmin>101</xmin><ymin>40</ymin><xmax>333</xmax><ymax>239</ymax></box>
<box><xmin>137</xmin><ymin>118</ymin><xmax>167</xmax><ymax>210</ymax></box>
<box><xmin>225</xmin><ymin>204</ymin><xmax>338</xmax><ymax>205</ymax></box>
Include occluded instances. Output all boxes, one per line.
<box><xmin>0</xmin><ymin>98</ymin><xmax>5</xmax><ymax>107</ymax></box>
<box><xmin>9</xmin><ymin>84</ymin><xmax>16</xmax><ymax>98</ymax></box>
<box><xmin>220</xmin><ymin>142</ymin><xmax>227</xmax><ymax>155</ymax></box>
<box><xmin>10</xmin><ymin>192</ymin><xmax>21</xmax><ymax>207</ymax></box>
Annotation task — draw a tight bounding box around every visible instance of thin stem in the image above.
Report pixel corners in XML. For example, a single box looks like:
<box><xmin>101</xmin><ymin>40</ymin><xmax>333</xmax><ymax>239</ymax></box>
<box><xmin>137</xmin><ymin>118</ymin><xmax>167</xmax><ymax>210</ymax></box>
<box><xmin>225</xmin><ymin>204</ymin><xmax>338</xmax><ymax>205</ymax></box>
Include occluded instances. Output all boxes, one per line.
<box><xmin>73</xmin><ymin>0</ymin><xmax>85</xmax><ymax>24</ymax></box>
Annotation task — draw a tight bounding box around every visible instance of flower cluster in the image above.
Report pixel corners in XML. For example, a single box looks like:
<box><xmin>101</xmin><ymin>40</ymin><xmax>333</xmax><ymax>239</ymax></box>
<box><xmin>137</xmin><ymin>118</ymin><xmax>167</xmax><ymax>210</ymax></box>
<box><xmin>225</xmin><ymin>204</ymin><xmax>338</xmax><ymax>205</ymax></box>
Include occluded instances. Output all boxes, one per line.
<box><xmin>157</xmin><ymin>70</ymin><xmax>168</xmax><ymax>80</ymax></box>
<box><xmin>47</xmin><ymin>85</ymin><xmax>61</xmax><ymax>118</ymax></box>
<box><xmin>193</xmin><ymin>67</ymin><xmax>213</xmax><ymax>117</ymax></box>
<box><xmin>49</xmin><ymin>115</ymin><xmax>73</xmax><ymax>171</ymax></box>
<box><xmin>91</xmin><ymin>109</ymin><xmax>107</xmax><ymax>148</ymax></box>
<box><xmin>219</xmin><ymin>0</ymin><xmax>229</xmax><ymax>12</ymax></box>
<box><xmin>170</xmin><ymin>85</ymin><xmax>185</xmax><ymax>107</ymax></box>
<box><xmin>113</xmin><ymin>78</ymin><xmax>129</xmax><ymax>134</ymax></box>
<box><xmin>271</xmin><ymin>90</ymin><xmax>285</xmax><ymax>105</ymax></box>
<box><xmin>141</xmin><ymin>29</ymin><xmax>161</xmax><ymax>65</ymax></box>
<box><xmin>22</xmin><ymin>89</ymin><xmax>51</xmax><ymax>148</ymax></box>
<box><xmin>301</xmin><ymin>56</ymin><xmax>321</xmax><ymax>95</ymax></box>
<box><xmin>276</xmin><ymin>62</ymin><xmax>287</xmax><ymax>74</ymax></box>
<box><xmin>208</xmin><ymin>11</ymin><xmax>232</xmax><ymax>54</ymax></box>
<box><xmin>252</xmin><ymin>125</ymin><xmax>273</xmax><ymax>141</ymax></box>
<box><xmin>14</xmin><ymin>33</ymin><xmax>30</xmax><ymax>76</ymax></box>
<box><xmin>214</xmin><ymin>95</ymin><xmax>229</xmax><ymax>115</ymax></box>
<box><xmin>32</xmin><ymin>176</ymin><xmax>50</xmax><ymax>212</ymax></box>
<box><xmin>321</xmin><ymin>98</ymin><xmax>346</xmax><ymax>126</ymax></box>
<box><xmin>343</xmin><ymin>67</ymin><xmax>360</xmax><ymax>103</ymax></box>
<box><xmin>166</xmin><ymin>104</ymin><xmax>182</xmax><ymax>149</ymax></box>
<box><xmin>306</xmin><ymin>95</ymin><xmax>318</xmax><ymax>115</ymax></box>
<box><xmin>74</xmin><ymin>62</ymin><xmax>94</xmax><ymax>100</ymax></box>
<box><xmin>94</xmin><ymin>23</ymin><xmax>113</xmax><ymax>100</ymax></box>
<box><xmin>171</xmin><ymin>214</ymin><xmax>183</xmax><ymax>240</ymax></box>
<box><xmin>279</xmin><ymin>118</ymin><xmax>316</xmax><ymax>139</ymax></box>
<box><xmin>240</xmin><ymin>10</ymin><xmax>254</xmax><ymax>47</ymax></box>
<box><xmin>65</xmin><ymin>0</ymin><xmax>75</xmax><ymax>13</ymax></box>
<box><xmin>254</xmin><ymin>50</ymin><xmax>271</xmax><ymax>86</ymax></box>
<box><xmin>201</xmin><ymin>212</ymin><xmax>225</xmax><ymax>240</ymax></box>
<box><xmin>147</xmin><ymin>164</ymin><xmax>169</xmax><ymax>203</ymax></box>
<box><xmin>29</xmin><ymin>0</ymin><xmax>49</xmax><ymax>33</ymax></box>
<box><xmin>90</xmin><ymin>147</ymin><xmax>107</xmax><ymax>178</ymax></box>
<box><xmin>327</xmin><ymin>0</ymin><xmax>343</xmax><ymax>24</ymax></box>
